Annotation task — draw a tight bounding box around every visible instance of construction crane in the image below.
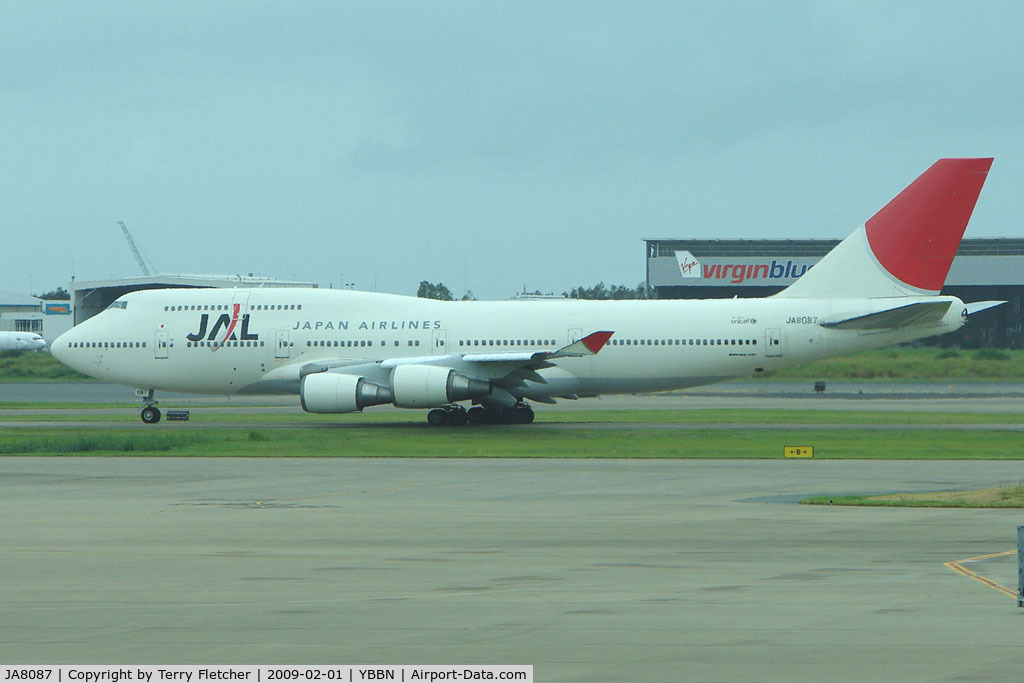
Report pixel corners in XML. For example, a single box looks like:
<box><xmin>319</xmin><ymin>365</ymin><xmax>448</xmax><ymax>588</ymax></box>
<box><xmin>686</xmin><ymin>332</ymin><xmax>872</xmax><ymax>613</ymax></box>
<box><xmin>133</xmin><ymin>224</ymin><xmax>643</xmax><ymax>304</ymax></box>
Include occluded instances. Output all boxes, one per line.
<box><xmin>117</xmin><ymin>221</ymin><xmax>155</xmax><ymax>276</ymax></box>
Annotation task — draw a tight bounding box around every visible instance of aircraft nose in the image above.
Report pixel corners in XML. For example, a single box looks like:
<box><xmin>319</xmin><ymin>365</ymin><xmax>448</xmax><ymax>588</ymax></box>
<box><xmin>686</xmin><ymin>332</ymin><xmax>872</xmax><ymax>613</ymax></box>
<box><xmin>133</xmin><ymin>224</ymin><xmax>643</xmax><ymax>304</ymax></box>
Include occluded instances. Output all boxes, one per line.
<box><xmin>50</xmin><ymin>331</ymin><xmax>70</xmax><ymax>362</ymax></box>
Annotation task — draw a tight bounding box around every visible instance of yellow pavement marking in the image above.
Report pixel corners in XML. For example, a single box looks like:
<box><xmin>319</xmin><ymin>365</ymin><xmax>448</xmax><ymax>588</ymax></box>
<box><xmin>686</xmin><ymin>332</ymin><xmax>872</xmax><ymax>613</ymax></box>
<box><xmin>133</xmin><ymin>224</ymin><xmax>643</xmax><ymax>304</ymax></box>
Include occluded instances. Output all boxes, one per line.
<box><xmin>944</xmin><ymin>550</ymin><xmax>1017</xmax><ymax>599</ymax></box>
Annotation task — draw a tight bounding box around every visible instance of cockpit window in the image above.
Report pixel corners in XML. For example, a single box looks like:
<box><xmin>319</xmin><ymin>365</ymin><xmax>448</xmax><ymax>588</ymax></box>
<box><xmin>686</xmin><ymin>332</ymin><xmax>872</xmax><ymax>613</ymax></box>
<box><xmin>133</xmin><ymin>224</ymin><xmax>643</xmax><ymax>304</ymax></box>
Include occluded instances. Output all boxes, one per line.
<box><xmin>107</xmin><ymin>300</ymin><xmax>128</xmax><ymax>310</ymax></box>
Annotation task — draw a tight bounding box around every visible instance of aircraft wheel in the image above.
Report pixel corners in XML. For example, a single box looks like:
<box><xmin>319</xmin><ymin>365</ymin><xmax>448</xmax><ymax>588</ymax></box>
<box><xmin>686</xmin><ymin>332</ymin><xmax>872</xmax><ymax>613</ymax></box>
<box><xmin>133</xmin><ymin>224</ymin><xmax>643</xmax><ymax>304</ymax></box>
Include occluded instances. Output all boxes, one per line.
<box><xmin>141</xmin><ymin>406</ymin><xmax>161</xmax><ymax>424</ymax></box>
<box><xmin>499</xmin><ymin>407</ymin><xmax>518</xmax><ymax>425</ymax></box>
<box><xmin>446</xmin><ymin>408</ymin><xmax>468</xmax><ymax>426</ymax></box>
<box><xmin>426</xmin><ymin>409</ymin><xmax>448</xmax><ymax>426</ymax></box>
<box><xmin>515</xmin><ymin>406</ymin><xmax>535</xmax><ymax>424</ymax></box>
<box><xmin>467</xmin><ymin>407</ymin><xmax>486</xmax><ymax>424</ymax></box>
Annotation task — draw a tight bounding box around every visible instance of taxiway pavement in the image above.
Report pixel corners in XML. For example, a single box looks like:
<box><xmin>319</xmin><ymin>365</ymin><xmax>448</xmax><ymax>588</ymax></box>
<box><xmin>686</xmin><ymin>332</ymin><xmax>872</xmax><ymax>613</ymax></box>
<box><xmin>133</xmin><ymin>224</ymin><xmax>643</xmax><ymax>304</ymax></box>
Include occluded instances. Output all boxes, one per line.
<box><xmin>1</xmin><ymin>457</ymin><xmax>1021</xmax><ymax>682</ymax></box>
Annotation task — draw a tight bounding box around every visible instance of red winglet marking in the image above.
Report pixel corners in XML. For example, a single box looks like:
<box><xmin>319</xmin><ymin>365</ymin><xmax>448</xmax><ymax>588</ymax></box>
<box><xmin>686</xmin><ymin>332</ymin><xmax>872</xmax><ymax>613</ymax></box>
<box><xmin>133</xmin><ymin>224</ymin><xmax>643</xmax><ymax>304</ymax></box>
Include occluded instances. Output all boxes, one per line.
<box><xmin>581</xmin><ymin>331</ymin><xmax>614</xmax><ymax>353</ymax></box>
<box><xmin>865</xmin><ymin>158</ymin><xmax>992</xmax><ymax>292</ymax></box>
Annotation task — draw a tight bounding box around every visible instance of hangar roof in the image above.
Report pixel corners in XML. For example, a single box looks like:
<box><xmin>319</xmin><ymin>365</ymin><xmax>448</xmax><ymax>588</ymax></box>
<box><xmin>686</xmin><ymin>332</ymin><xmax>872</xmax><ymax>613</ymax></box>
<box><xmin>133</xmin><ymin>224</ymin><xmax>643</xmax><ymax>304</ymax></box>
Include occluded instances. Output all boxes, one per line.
<box><xmin>0</xmin><ymin>290</ymin><xmax>42</xmax><ymax>307</ymax></box>
<box><xmin>644</xmin><ymin>237</ymin><xmax>1024</xmax><ymax>258</ymax></box>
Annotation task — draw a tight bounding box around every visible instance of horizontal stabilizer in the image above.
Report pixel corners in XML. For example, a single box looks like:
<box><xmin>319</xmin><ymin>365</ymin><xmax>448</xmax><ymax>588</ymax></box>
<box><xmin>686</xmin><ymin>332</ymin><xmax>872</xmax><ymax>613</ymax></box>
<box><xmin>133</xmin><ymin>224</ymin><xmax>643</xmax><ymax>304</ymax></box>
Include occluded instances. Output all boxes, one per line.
<box><xmin>965</xmin><ymin>300</ymin><xmax>1006</xmax><ymax>316</ymax></box>
<box><xmin>819</xmin><ymin>301</ymin><xmax>952</xmax><ymax>330</ymax></box>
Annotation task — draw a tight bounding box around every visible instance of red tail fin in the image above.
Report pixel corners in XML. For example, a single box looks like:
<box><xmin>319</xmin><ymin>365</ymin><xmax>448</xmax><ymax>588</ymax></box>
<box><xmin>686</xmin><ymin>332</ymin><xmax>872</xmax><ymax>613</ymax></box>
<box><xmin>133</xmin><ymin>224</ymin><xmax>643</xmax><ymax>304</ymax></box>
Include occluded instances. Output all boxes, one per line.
<box><xmin>778</xmin><ymin>158</ymin><xmax>992</xmax><ymax>299</ymax></box>
<box><xmin>865</xmin><ymin>158</ymin><xmax>992</xmax><ymax>292</ymax></box>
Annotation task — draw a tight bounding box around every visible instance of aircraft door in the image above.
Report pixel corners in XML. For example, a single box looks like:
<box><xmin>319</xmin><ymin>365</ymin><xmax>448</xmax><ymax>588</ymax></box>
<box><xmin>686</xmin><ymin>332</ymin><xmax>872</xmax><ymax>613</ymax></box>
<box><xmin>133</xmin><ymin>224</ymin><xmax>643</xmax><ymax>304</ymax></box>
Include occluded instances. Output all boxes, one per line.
<box><xmin>232</xmin><ymin>290</ymin><xmax>250</xmax><ymax>315</ymax></box>
<box><xmin>155</xmin><ymin>330</ymin><xmax>169</xmax><ymax>359</ymax></box>
<box><xmin>765</xmin><ymin>328</ymin><xmax>782</xmax><ymax>357</ymax></box>
<box><xmin>568</xmin><ymin>328</ymin><xmax>583</xmax><ymax>344</ymax></box>
<box><xmin>275</xmin><ymin>330</ymin><xmax>291</xmax><ymax>359</ymax></box>
<box><xmin>432</xmin><ymin>328</ymin><xmax>447</xmax><ymax>355</ymax></box>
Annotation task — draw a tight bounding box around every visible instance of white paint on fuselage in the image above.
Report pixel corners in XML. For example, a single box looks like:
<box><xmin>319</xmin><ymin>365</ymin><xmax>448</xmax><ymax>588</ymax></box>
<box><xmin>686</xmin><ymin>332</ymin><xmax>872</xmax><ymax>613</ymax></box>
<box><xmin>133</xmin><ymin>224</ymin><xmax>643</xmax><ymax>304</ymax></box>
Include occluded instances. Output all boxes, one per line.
<box><xmin>0</xmin><ymin>331</ymin><xmax>46</xmax><ymax>352</ymax></box>
<box><xmin>50</xmin><ymin>288</ymin><xmax>966</xmax><ymax>401</ymax></box>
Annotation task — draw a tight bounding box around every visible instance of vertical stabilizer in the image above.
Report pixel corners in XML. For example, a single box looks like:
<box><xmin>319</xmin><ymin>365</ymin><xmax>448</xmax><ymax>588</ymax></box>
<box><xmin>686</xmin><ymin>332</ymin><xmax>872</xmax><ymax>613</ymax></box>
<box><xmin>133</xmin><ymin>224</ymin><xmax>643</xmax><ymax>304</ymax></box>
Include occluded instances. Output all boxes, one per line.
<box><xmin>777</xmin><ymin>158</ymin><xmax>992</xmax><ymax>299</ymax></box>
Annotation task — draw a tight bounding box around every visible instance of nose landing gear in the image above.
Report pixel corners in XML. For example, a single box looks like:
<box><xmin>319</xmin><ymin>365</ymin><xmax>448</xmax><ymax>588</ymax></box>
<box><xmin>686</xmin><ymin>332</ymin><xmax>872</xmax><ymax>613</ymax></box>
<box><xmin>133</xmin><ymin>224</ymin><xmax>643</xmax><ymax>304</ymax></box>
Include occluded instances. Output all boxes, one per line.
<box><xmin>139</xmin><ymin>389</ymin><xmax>161</xmax><ymax>424</ymax></box>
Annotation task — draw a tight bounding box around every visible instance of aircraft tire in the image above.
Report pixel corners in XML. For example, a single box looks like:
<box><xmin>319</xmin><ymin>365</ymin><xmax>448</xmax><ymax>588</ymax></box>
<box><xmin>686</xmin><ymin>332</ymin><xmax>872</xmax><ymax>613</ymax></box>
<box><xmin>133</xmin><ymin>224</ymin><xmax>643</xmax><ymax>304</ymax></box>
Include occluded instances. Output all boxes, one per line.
<box><xmin>515</xmin><ymin>406</ymin><xmax>535</xmax><ymax>424</ymax></box>
<box><xmin>426</xmin><ymin>409</ymin><xmax>448</xmax><ymax>426</ymax></box>
<box><xmin>466</xmin><ymin>406</ymin><xmax>486</xmax><ymax>424</ymax></box>
<box><xmin>141</xmin><ymin>406</ymin><xmax>161</xmax><ymax>424</ymax></box>
<box><xmin>446</xmin><ymin>408</ymin><xmax>468</xmax><ymax>426</ymax></box>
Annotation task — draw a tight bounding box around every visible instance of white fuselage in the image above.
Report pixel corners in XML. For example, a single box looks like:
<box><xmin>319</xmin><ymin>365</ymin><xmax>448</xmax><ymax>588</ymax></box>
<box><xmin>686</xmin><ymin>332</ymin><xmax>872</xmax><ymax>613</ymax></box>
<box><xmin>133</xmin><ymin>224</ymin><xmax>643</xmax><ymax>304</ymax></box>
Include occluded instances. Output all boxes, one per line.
<box><xmin>51</xmin><ymin>288</ymin><xmax>966</xmax><ymax>403</ymax></box>
<box><xmin>0</xmin><ymin>331</ymin><xmax>46</xmax><ymax>352</ymax></box>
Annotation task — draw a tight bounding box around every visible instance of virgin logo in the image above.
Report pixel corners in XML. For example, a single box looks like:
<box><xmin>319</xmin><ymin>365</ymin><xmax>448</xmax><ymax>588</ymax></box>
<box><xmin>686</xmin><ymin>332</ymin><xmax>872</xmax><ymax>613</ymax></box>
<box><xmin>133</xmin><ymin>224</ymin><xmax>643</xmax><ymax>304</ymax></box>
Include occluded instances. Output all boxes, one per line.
<box><xmin>674</xmin><ymin>250</ymin><xmax>702</xmax><ymax>279</ymax></box>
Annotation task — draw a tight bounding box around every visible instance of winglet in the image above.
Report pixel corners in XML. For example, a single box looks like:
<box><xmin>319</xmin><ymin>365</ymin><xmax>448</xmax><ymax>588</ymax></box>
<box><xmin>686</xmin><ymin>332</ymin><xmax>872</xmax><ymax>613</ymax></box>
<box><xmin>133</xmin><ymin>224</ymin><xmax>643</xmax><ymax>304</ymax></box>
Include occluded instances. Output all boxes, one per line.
<box><xmin>581</xmin><ymin>330</ymin><xmax>614</xmax><ymax>353</ymax></box>
<box><xmin>548</xmin><ymin>331</ymin><xmax>614</xmax><ymax>359</ymax></box>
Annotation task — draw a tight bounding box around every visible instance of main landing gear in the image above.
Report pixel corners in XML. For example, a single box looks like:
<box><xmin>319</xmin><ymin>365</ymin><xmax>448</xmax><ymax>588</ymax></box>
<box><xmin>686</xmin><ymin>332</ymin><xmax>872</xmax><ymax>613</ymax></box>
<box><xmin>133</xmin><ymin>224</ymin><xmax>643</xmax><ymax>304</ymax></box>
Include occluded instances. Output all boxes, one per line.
<box><xmin>426</xmin><ymin>402</ymin><xmax>534</xmax><ymax>426</ymax></box>
<box><xmin>139</xmin><ymin>389</ymin><xmax>161</xmax><ymax>424</ymax></box>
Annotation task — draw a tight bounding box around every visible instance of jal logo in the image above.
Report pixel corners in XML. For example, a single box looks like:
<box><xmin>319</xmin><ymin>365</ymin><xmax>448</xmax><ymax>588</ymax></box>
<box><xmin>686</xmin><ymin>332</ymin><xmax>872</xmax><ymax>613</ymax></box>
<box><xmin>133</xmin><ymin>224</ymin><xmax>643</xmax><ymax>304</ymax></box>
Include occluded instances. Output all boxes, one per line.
<box><xmin>186</xmin><ymin>304</ymin><xmax>258</xmax><ymax>348</ymax></box>
<box><xmin>674</xmin><ymin>250</ymin><xmax>702</xmax><ymax>279</ymax></box>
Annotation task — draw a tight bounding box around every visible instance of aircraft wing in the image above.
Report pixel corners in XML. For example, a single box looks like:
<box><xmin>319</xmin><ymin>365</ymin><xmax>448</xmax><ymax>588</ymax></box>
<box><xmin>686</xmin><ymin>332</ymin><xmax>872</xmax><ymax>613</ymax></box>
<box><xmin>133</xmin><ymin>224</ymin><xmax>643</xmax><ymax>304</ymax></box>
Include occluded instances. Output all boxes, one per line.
<box><xmin>455</xmin><ymin>331</ymin><xmax>615</xmax><ymax>387</ymax></box>
<box><xmin>460</xmin><ymin>331</ymin><xmax>615</xmax><ymax>365</ymax></box>
<box><xmin>295</xmin><ymin>331</ymin><xmax>615</xmax><ymax>388</ymax></box>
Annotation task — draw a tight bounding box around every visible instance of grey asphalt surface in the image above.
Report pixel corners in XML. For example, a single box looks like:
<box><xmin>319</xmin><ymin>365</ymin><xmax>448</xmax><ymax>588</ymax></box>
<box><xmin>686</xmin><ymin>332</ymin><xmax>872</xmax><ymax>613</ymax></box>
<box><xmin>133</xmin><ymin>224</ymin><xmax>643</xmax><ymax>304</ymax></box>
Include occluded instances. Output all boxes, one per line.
<box><xmin>2</xmin><ymin>382</ymin><xmax>1024</xmax><ymax>681</ymax></box>
<box><xmin>1</xmin><ymin>458</ymin><xmax>1022</xmax><ymax>682</ymax></box>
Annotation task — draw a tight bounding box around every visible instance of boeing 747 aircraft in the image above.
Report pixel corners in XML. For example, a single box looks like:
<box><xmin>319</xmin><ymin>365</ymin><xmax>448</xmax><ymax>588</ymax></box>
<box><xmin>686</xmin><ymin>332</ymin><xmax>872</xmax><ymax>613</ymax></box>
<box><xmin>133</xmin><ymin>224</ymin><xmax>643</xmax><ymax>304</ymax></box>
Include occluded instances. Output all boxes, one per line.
<box><xmin>51</xmin><ymin>158</ymin><xmax>1003</xmax><ymax>425</ymax></box>
<box><xmin>0</xmin><ymin>331</ymin><xmax>47</xmax><ymax>352</ymax></box>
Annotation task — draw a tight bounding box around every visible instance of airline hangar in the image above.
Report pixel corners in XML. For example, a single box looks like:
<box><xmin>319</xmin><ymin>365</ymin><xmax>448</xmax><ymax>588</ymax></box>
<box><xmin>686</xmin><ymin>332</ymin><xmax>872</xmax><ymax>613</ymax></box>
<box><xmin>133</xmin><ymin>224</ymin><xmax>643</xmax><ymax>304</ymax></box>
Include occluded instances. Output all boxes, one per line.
<box><xmin>644</xmin><ymin>238</ymin><xmax>1024</xmax><ymax>348</ymax></box>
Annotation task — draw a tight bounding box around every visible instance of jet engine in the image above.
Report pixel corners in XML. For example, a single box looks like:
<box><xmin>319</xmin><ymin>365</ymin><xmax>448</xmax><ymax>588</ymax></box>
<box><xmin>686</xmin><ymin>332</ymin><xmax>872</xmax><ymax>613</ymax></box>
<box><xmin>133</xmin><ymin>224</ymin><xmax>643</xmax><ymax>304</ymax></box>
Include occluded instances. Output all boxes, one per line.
<box><xmin>390</xmin><ymin>364</ymin><xmax>491</xmax><ymax>408</ymax></box>
<box><xmin>300</xmin><ymin>372</ymin><xmax>394</xmax><ymax>414</ymax></box>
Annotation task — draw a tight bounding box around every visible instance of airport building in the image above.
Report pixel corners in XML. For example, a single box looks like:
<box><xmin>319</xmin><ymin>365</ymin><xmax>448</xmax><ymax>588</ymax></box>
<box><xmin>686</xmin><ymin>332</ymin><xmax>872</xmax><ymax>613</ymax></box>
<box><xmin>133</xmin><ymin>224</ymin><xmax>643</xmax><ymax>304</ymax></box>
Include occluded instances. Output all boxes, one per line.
<box><xmin>69</xmin><ymin>274</ymin><xmax>317</xmax><ymax>325</ymax></box>
<box><xmin>0</xmin><ymin>290</ymin><xmax>73</xmax><ymax>342</ymax></box>
<box><xmin>645</xmin><ymin>238</ymin><xmax>1024</xmax><ymax>348</ymax></box>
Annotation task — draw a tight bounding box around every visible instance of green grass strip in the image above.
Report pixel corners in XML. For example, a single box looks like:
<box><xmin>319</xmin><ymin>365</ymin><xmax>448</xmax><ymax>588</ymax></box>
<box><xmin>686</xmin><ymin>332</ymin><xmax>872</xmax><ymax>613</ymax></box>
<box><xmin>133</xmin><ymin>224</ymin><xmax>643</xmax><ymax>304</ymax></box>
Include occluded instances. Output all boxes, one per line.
<box><xmin>1</xmin><ymin>426</ymin><xmax>1022</xmax><ymax>458</ymax></box>
<box><xmin>0</xmin><ymin>350</ymin><xmax>92</xmax><ymax>382</ymax></box>
<box><xmin>802</xmin><ymin>485</ymin><xmax>1024</xmax><ymax>508</ymax></box>
<box><xmin>2</xmin><ymin>408</ymin><xmax>1022</xmax><ymax>425</ymax></box>
<box><xmin>765</xmin><ymin>346</ymin><xmax>1024</xmax><ymax>379</ymax></box>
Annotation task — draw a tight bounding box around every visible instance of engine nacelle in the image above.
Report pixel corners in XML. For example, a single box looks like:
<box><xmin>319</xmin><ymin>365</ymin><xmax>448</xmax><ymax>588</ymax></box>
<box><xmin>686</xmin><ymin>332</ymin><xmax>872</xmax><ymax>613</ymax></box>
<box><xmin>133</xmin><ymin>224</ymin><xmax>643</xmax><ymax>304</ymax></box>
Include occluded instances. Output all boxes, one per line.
<box><xmin>300</xmin><ymin>372</ymin><xmax>393</xmax><ymax>414</ymax></box>
<box><xmin>390</xmin><ymin>364</ymin><xmax>491</xmax><ymax>408</ymax></box>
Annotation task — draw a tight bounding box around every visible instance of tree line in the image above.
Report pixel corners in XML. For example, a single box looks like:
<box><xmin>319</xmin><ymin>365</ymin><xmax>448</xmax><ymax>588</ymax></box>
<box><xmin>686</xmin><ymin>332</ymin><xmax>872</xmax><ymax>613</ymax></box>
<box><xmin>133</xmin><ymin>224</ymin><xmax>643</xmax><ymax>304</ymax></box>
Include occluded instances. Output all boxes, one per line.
<box><xmin>417</xmin><ymin>280</ymin><xmax>646</xmax><ymax>300</ymax></box>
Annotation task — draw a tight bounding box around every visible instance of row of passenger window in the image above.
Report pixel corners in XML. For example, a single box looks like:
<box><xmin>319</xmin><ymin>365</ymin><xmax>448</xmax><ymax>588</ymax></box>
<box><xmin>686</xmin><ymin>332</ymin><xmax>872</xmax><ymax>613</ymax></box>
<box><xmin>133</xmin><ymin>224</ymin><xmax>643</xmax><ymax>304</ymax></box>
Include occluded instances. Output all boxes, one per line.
<box><xmin>70</xmin><ymin>341</ymin><xmax>146</xmax><ymax>349</ymax></box>
<box><xmin>458</xmin><ymin>339</ymin><xmax>556</xmax><ymax>347</ymax></box>
<box><xmin>163</xmin><ymin>304</ymin><xmax>302</xmax><ymax>312</ymax></box>
<box><xmin>186</xmin><ymin>341</ymin><xmax>266</xmax><ymax>348</ymax></box>
<box><xmin>307</xmin><ymin>340</ymin><xmax>423</xmax><ymax>348</ymax></box>
<box><xmin>609</xmin><ymin>338</ymin><xmax>758</xmax><ymax>347</ymax></box>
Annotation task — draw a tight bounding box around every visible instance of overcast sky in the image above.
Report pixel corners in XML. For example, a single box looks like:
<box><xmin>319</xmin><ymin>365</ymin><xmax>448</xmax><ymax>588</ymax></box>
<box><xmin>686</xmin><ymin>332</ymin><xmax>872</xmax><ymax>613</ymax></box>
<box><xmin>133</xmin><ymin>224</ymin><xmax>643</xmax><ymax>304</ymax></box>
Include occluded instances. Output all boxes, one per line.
<box><xmin>2</xmin><ymin>1</ymin><xmax>1022</xmax><ymax>299</ymax></box>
